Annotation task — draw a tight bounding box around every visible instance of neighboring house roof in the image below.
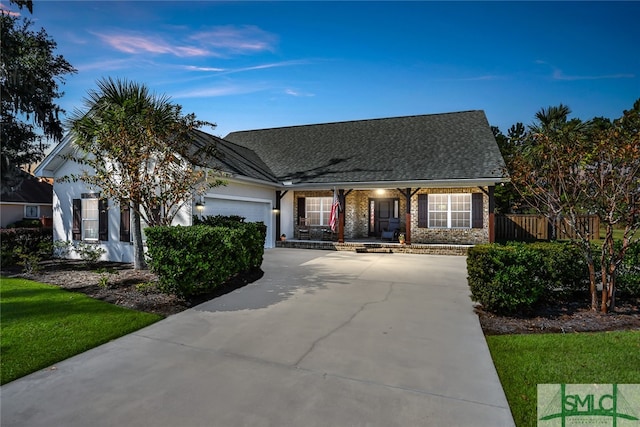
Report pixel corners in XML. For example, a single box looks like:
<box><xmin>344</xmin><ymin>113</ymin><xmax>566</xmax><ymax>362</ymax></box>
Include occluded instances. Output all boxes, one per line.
<box><xmin>225</xmin><ymin>110</ymin><xmax>507</xmax><ymax>186</ymax></box>
<box><xmin>0</xmin><ymin>170</ymin><xmax>53</xmax><ymax>204</ymax></box>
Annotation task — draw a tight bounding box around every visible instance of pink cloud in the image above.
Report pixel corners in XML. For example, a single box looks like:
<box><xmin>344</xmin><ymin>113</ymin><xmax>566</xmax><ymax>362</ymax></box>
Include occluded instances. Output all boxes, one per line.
<box><xmin>94</xmin><ymin>33</ymin><xmax>210</xmax><ymax>57</ymax></box>
<box><xmin>0</xmin><ymin>2</ymin><xmax>21</xmax><ymax>16</ymax></box>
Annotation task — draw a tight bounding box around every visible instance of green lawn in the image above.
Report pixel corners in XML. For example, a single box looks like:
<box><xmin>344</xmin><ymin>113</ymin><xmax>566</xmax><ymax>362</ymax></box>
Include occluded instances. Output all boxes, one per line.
<box><xmin>486</xmin><ymin>331</ymin><xmax>640</xmax><ymax>427</ymax></box>
<box><xmin>0</xmin><ymin>277</ymin><xmax>162</xmax><ymax>385</ymax></box>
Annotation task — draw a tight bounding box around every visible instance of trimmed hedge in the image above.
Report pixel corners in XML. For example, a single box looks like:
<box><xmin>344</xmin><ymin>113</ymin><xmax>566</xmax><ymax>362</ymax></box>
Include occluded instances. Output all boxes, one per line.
<box><xmin>468</xmin><ymin>241</ymin><xmax>640</xmax><ymax>314</ymax></box>
<box><xmin>467</xmin><ymin>242</ymin><xmax>587</xmax><ymax>315</ymax></box>
<box><xmin>145</xmin><ymin>221</ymin><xmax>266</xmax><ymax>299</ymax></box>
<box><xmin>0</xmin><ymin>228</ymin><xmax>53</xmax><ymax>267</ymax></box>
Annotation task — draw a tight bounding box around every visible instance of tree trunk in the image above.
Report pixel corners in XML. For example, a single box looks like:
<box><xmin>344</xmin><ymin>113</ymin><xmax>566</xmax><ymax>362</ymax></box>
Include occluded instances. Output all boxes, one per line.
<box><xmin>587</xmin><ymin>259</ymin><xmax>598</xmax><ymax>312</ymax></box>
<box><xmin>131</xmin><ymin>202</ymin><xmax>147</xmax><ymax>270</ymax></box>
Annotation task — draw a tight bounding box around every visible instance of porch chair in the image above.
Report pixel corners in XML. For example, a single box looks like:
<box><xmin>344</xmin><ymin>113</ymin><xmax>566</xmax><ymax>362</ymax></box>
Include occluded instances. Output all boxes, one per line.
<box><xmin>298</xmin><ymin>217</ymin><xmax>311</xmax><ymax>240</ymax></box>
<box><xmin>380</xmin><ymin>218</ymin><xmax>400</xmax><ymax>241</ymax></box>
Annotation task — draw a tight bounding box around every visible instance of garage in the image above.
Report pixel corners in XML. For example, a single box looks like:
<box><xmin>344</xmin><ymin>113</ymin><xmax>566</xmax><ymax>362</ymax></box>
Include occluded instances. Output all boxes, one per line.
<box><xmin>202</xmin><ymin>196</ymin><xmax>273</xmax><ymax>247</ymax></box>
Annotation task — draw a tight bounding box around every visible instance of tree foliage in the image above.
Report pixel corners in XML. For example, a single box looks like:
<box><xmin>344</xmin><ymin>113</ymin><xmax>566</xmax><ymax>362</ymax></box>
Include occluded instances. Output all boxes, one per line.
<box><xmin>507</xmin><ymin>100</ymin><xmax>640</xmax><ymax>312</ymax></box>
<box><xmin>0</xmin><ymin>0</ymin><xmax>76</xmax><ymax>193</ymax></box>
<box><xmin>66</xmin><ymin>77</ymin><xmax>221</xmax><ymax>269</ymax></box>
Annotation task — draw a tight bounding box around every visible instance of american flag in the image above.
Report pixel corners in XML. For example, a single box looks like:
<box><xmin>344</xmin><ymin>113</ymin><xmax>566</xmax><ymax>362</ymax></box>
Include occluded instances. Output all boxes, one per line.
<box><xmin>329</xmin><ymin>193</ymin><xmax>340</xmax><ymax>232</ymax></box>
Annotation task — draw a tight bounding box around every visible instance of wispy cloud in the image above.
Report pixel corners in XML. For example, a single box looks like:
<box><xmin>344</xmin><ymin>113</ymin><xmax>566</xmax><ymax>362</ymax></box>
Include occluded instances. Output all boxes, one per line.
<box><xmin>0</xmin><ymin>2</ymin><xmax>21</xmax><ymax>16</ymax></box>
<box><xmin>93</xmin><ymin>25</ymin><xmax>278</xmax><ymax>59</ymax></box>
<box><xmin>436</xmin><ymin>74</ymin><xmax>504</xmax><ymax>82</ymax></box>
<box><xmin>285</xmin><ymin>88</ymin><xmax>315</xmax><ymax>97</ymax></box>
<box><xmin>536</xmin><ymin>60</ymin><xmax>634</xmax><ymax>81</ymax></box>
<box><xmin>190</xmin><ymin>25</ymin><xmax>277</xmax><ymax>55</ymax></box>
<box><xmin>93</xmin><ymin>32</ymin><xmax>210</xmax><ymax>57</ymax></box>
<box><xmin>75</xmin><ymin>58</ymin><xmax>135</xmax><ymax>72</ymax></box>
<box><xmin>225</xmin><ymin>60</ymin><xmax>310</xmax><ymax>74</ymax></box>
<box><xmin>552</xmin><ymin>69</ymin><xmax>635</xmax><ymax>81</ymax></box>
<box><xmin>173</xmin><ymin>83</ymin><xmax>267</xmax><ymax>99</ymax></box>
<box><xmin>183</xmin><ymin>65</ymin><xmax>226</xmax><ymax>72</ymax></box>
<box><xmin>180</xmin><ymin>60</ymin><xmax>310</xmax><ymax>75</ymax></box>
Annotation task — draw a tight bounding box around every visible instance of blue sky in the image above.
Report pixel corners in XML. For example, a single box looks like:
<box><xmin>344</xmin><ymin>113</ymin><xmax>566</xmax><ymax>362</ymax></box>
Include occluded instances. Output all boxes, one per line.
<box><xmin>10</xmin><ymin>1</ymin><xmax>640</xmax><ymax>138</ymax></box>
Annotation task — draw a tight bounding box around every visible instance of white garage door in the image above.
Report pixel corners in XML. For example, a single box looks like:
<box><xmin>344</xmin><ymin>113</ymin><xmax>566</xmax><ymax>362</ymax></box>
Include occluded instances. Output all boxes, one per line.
<box><xmin>203</xmin><ymin>197</ymin><xmax>272</xmax><ymax>247</ymax></box>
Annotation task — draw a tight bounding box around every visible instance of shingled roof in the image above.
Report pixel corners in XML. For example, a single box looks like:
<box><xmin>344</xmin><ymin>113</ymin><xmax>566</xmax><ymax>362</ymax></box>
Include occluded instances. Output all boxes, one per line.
<box><xmin>224</xmin><ymin>110</ymin><xmax>506</xmax><ymax>186</ymax></box>
<box><xmin>0</xmin><ymin>171</ymin><xmax>53</xmax><ymax>204</ymax></box>
<box><xmin>191</xmin><ymin>130</ymin><xmax>278</xmax><ymax>183</ymax></box>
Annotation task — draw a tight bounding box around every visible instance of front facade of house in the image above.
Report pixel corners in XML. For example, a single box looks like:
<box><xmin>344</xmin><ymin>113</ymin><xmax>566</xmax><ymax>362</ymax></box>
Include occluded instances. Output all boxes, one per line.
<box><xmin>35</xmin><ymin>110</ymin><xmax>506</xmax><ymax>263</ymax></box>
<box><xmin>226</xmin><ymin>110</ymin><xmax>506</xmax><ymax>246</ymax></box>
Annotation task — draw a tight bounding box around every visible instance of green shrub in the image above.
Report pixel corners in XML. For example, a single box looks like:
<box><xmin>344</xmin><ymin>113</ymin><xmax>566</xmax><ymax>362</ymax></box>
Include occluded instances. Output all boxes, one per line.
<box><xmin>616</xmin><ymin>242</ymin><xmax>640</xmax><ymax>298</ymax></box>
<box><xmin>0</xmin><ymin>228</ymin><xmax>53</xmax><ymax>268</ymax></box>
<box><xmin>146</xmin><ymin>221</ymin><xmax>266</xmax><ymax>300</ymax></box>
<box><xmin>72</xmin><ymin>241</ymin><xmax>106</xmax><ymax>267</ymax></box>
<box><xmin>7</xmin><ymin>219</ymin><xmax>43</xmax><ymax>228</ymax></box>
<box><xmin>193</xmin><ymin>214</ymin><xmax>246</xmax><ymax>228</ymax></box>
<box><xmin>467</xmin><ymin>242</ymin><xmax>587</xmax><ymax>315</ymax></box>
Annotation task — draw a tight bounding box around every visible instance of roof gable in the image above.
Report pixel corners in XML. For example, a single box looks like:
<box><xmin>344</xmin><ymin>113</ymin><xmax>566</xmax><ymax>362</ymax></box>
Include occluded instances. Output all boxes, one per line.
<box><xmin>224</xmin><ymin>110</ymin><xmax>506</xmax><ymax>185</ymax></box>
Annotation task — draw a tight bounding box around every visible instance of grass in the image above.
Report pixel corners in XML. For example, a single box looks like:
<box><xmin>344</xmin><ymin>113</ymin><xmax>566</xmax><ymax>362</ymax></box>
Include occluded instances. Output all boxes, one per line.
<box><xmin>486</xmin><ymin>331</ymin><xmax>640</xmax><ymax>427</ymax></box>
<box><xmin>0</xmin><ymin>276</ymin><xmax>162</xmax><ymax>385</ymax></box>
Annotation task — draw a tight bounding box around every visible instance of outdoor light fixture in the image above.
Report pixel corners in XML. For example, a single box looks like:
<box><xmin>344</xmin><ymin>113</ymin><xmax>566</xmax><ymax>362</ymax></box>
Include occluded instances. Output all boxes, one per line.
<box><xmin>195</xmin><ymin>201</ymin><xmax>205</xmax><ymax>212</ymax></box>
<box><xmin>376</xmin><ymin>189</ymin><xmax>385</xmax><ymax>195</ymax></box>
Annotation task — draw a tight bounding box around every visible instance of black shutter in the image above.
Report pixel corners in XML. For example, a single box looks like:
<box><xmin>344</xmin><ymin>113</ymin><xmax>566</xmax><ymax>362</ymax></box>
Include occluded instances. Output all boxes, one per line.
<box><xmin>297</xmin><ymin>197</ymin><xmax>306</xmax><ymax>220</ymax></box>
<box><xmin>99</xmin><ymin>199</ymin><xmax>109</xmax><ymax>241</ymax></box>
<box><xmin>472</xmin><ymin>193</ymin><xmax>484</xmax><ymax>228</ymax></box>
<box><xmin>72</xmin><ymin>199</ymin><xmax>81</xmax><ymax>240</ymax></box>
<box><xmin>418</xmin><ymin>194</ymin><xmax>428</xmax><ymax>228</ymax></box>
<box><xmin>120</xmin><ymin>204</ymin><xmax>131</xmax><ymax>242</ymax></box>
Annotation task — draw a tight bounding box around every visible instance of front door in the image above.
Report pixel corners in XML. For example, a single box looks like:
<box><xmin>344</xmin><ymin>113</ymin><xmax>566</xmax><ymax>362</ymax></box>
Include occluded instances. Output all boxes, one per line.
<box><xmin>369</xmin><ymin>198</ymin><xmax>399</xmax><ymax>237</ymax></box>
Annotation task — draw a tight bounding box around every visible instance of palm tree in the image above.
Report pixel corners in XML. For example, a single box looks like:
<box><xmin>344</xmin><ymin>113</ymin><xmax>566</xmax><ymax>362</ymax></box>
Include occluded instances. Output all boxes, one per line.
<box><xmin>68</xmin><ymin>77</ymin><xmax>215</xmax><ymax>269</ymax></box>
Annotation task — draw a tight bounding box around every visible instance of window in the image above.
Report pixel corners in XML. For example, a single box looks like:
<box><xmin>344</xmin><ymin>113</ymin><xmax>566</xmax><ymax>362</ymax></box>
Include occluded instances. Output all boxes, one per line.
<box><xmin>72</xmin><ymin>195</ymin><xmax>108</xmax><ymax>241</ymax></box>
<box><xmin>305</xmin><ymin>197</ymin><xmax>333</xmax><ymax>226</ymax></box>
<box><xmin>82</xmin><ymin>198</ymin><xmax>99</xmax><ymax>240</ymax></box>
<box><xmin>24</xmin><ymin>205</ymin><xmax>39</xmax><ymax>218</ymax></box>
<box><xmin>428</xmin><ymin>194</ymin><xmax>471</xmax><ymax>228</ymax></box>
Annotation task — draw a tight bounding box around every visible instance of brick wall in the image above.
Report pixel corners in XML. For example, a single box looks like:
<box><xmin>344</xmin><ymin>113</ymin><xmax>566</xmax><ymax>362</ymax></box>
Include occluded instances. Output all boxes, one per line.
<box><xmin>410</xmin><ymin>188</ymin><xmax>489</xmax><ymax>245</ymax></box>
<box><xmin>293</xmin><ymin>187</ymin><xmax>490</xmax><ymax>244</ymax></box>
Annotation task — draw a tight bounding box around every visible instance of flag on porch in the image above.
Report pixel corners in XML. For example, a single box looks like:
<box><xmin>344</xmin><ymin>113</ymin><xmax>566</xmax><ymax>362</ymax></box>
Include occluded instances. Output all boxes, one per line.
<box><xmin>329</xmin><ymin>191</ymin><xmax>340</xmax><ymax>232</ymax></box>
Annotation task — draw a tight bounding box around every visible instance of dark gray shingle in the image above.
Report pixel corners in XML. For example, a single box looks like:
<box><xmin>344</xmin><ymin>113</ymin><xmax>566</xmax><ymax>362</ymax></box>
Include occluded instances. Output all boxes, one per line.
<box><xmin>224</xmin><ymin>110</ymin><xmax>506</xmax><ymax>184</ymax></box>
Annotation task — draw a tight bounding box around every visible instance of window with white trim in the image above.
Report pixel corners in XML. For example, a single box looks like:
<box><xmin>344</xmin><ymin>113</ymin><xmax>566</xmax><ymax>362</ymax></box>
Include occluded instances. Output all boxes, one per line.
<box><xmin>82</xmin><ymin>198</ymin><xmax>99</xmax><ymax>241</ymax></box>
<box><xmin>306</xmin><ymin>197</ymin><xmax>333</xmax><ymax>226</ymax></box>
<box><xmin>428</xmin><ymin>194</ymin><xmax>471</xmax><ymax>228</ymax></box>
<box><xmin>24</xmin><ymin>205</ymin><xmax>39</xmax><ymax>218</ymax></box>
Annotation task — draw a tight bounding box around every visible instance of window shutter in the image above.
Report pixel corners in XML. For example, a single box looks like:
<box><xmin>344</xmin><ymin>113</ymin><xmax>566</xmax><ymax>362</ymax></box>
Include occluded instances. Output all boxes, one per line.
<box><xmin>120</xmin><ymin>204</ymin><xmax>131</xmax><ymax>242</ymax></box>
<box><xmin>72</xmin><ymin>199</ymin><xmax>81</xmax><ymax>240</ymax></box>
<box><xmin>99</xmin><ymin>199</ymin><xmax>109</xmax><ymax>241</ymax></box>
<box><xmin>418</xmin><ymin>194</ymin><xmax>428</xmax><ymax>228</ymax></box>
<box><xmin>298</xmin><ymin>197</ymin><xmax>306</xmax><ymax>219</ymax></box>
<box><xmin>472</xmin><ymin>193</ymin><xmax>484</xmax><ymax>228</ymax></box>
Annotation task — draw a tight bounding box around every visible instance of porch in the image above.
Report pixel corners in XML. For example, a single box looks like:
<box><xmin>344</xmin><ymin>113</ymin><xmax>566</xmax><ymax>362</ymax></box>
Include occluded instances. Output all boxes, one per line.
<box><xmin>276</xmin><ymin>238</ymin><xmax>471</xmax><ymax>256</ymax></box>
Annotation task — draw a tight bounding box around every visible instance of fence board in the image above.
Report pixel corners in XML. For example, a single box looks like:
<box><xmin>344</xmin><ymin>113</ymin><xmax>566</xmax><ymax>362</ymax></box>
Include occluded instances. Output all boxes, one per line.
<box><xmin>495</xmin><ymin>214</ymin><xmax>599</xmax><ymax>241</ymax></box>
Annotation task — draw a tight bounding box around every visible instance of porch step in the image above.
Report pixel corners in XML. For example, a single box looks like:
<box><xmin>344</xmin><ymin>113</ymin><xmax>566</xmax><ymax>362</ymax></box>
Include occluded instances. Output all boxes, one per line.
<box><xmin>275</xmin><ymin>240</ymin><xmax>471</xmax><ymax>256</ymax></box>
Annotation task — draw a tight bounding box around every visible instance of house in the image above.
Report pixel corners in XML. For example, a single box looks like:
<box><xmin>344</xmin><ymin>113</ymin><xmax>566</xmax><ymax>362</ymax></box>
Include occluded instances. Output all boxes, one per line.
<box><xmin>34</xmin><ymin>110</ymin><xmax>507</xmax><ymax>262</ymax></box>
<box><xmin>0</xmin><ymin>170</ymin><xmax>53</xmax><ymax>228</ymax></box>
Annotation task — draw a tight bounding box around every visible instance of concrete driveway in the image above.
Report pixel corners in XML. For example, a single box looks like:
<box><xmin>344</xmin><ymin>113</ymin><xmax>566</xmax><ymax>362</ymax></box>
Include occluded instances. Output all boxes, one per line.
<box><xmin>1</xmin><ymin>249</ymin><xmax>514</xmax><ymax>427</ymax></box>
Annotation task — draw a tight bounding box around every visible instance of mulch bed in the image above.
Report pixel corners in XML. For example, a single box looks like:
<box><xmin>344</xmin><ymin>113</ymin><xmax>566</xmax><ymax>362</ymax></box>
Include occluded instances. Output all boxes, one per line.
<box><xmin>1</xmin><ymin>260</ymin><xmax>261</xmax><ymax>317</ymax></box>
<box><xmin>476</xmin><ymin>300</ymin><xmax>640</xmax><ymax>335</ymax></box>
<box><xmin>3</xmin><ymin>260</ymin><xmax>639</xmax><ymax>334</ymax></box>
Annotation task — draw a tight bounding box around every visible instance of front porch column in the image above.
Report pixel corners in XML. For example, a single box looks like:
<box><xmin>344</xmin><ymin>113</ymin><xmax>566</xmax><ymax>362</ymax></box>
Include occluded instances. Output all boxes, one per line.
<box><xmin>405</xmin><ymin>188</ymin><xmax>412</xmax><ymax>245</ymax></box>
<box><xmin>275</xmin><ymin>190</ymin><xmax>282</xmax><ymax>245</ymax></box>
<box><xmin>489</xmin><ymin>186</ymin><xmax>495</xmax><ymax>243</ymax></box>
<box><xmin>338</xmin><ymin>189</ymin><xmax>345</xmax><ymax>243</ymax></box>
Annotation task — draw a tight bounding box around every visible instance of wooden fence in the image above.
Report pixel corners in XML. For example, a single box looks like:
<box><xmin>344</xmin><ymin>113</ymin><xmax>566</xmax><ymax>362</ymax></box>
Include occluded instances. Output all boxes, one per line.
<box><xmin>495</xmin><ymin>214</ymin><xmax>600</xmax><ymax>241</ymax></box>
